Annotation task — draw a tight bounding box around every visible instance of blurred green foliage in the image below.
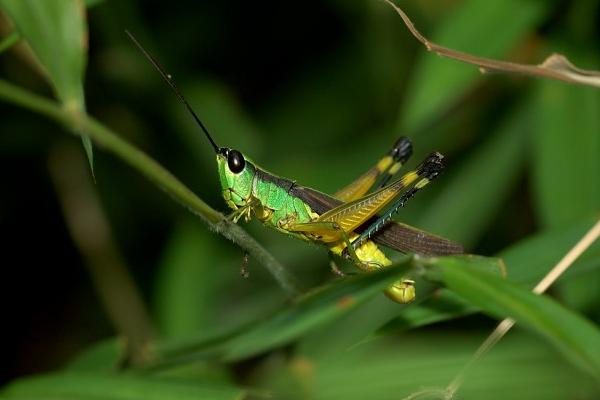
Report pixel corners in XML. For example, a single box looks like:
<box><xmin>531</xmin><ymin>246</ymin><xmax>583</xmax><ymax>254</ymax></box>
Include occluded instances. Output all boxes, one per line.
<box><xmin>1</xmin><ymin>0</ymin><xmax>600</xmax><ymax>399</ymax></box>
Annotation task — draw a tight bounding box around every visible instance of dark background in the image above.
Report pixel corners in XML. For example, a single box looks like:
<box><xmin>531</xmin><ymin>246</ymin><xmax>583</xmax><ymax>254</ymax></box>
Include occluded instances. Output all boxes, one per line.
<box><xmin>1</xmin><ymin>0</ymin><xmax>599</xmax><ymax>390</ymax></box>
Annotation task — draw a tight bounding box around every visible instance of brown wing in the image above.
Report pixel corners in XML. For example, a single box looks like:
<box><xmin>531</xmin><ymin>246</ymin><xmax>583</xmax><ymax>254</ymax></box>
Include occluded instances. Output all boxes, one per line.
<box><xmin>289</xmin><ymin>185</ymin><xmax>341</xmax><ymax>214</ymax></box>
<box><xmin>290</xmin><ymin>184</ymin><xmax>464</xmax><ymax>256</ymax></box>
<box><xmin>371</xmin><ymin>222</ymin><xmax>463</xmax><ymax>255</ymax></box>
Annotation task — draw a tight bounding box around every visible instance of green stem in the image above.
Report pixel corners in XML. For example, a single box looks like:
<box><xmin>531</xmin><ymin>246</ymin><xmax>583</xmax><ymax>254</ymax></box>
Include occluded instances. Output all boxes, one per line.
<box><xmin>0</xmin><ymin>31</ymin><xmax>20</xmax><ymax>54</ymax></box>
<box><xmin>0</xmin><ymin>78</ymin><xmax>301</xmax><ymax>296</ymax></box>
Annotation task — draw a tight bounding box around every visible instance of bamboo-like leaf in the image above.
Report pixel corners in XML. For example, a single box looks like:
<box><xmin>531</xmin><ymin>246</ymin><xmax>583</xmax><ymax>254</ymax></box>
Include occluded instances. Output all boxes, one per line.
<box><xmin>379</xmin><ymin>217</ymin><xmax>600</xmax><ymax>335</ymax></box>
<box><xmin>417</xmin><ymin>105</ymin><xmax>527</xmax><ymax>247</ymax></box>
<box><xmin>501</xmin><ymin>217</ymin><xmax>600</xmax><ymax>284</ymax></box>
<box><xmin>0</xmin><ymin>0</ymin><xmax>93</xmax><ymax>169</ymax></box>
<box><xmin>154</xmin><ymin>263</ymin><xmax>412</xmax><ymax>366</ymax></box>
<box><xmin>0</xmin><ymin>31</ymin><xmax>19</xmax><ymax>54</ymax></box>
<box><xmin>531</xmin><ymin>70</ymin><xmax>600</xmax><ymax>229</ymax></box>
<box><xmin>85</xmin><ymin>0</ymin><xmax>104</xmax><ymax>7</ymax></box>
<box><xmin>424</xmin><ymin>257</ymin><xmax>600</xmax><ymax>379</ymax></box>
<box><xmin>154</xmin><ymin>223</ymin><xmax>232</xmax><ymax>338</ymax></box>
<box><xmin>67</xmin><ymin>339</ymin><xmax>123</xmax><ymax>372</ymax></box>
<box><xmin>269</xmin><ymin>333</ymin><xmax>599</xmax><ymax>400</ymax></box>
<box><xmin>1</xmin><ymin>373</ymin><xmax>246</xmax><ymax>400</ymax></box>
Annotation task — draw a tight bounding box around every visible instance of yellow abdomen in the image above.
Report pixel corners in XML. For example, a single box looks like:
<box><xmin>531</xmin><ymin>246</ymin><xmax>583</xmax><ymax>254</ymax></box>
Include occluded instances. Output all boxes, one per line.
<box><xmin>329</xmin><ymin>239</ymin><xmax>415</xmax><ymax>304</ymax></box>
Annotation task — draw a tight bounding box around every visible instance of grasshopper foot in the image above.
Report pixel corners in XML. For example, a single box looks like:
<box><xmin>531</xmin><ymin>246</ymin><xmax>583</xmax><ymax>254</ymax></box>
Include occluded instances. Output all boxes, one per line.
<box><xmin>329</xmin><ymin>259</ymin><xmax>346</xmax><ymax>277</ymax></box>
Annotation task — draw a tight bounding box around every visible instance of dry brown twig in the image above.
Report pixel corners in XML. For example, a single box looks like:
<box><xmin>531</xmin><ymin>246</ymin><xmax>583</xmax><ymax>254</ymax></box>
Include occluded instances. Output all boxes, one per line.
<box><xmin>383</xmin><ymin>0</ymin><xmax>600</xmax><ymax>89</ymax></box>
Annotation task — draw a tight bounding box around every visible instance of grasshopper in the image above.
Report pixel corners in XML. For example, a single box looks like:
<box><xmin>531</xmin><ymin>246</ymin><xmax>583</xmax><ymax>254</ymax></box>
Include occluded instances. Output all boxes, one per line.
<box><xmin>127</xmin><ymin>32</ymin><xmax>463</xmax><ymax>303</ymax></box>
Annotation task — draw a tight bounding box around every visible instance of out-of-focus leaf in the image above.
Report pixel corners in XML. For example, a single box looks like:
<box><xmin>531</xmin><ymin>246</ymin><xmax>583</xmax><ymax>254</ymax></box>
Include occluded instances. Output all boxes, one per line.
<box><xmin>501</xmin><ymin>216</ymin><xmax>600</xmax><ymax>284</ymax></box>
<box><xmin>0</xmin><ymin>0</ymin><xmax>93</xmax><ymax>169</ymax></box>
<box><xmin>154</xmin><ymin>222</ymin><xmax>229</xmax><ymax>338</ymax></box>
<box><xmin>67</xmin><ymin>339</ymin><xmax>123</xmax><ymax>372</ymax></box>
<box><xmin>532</xmin><ymin>68</ymin><xmax>600</xmax><ymax>229</ymax></box>
<box><xmin>295</xmin><ymin>256</ymin><xmax>500</xmax><ymax>358</ymax></box>
<box><xmin>400</xmin><ymin>0</ymin><xmax>546</xmax><ymax>133</ymax></box>
<box><xmin>379</xmin><ymin>217</ymin><xmax>600</xmax><ymax>335</ymax></box>
<box><xmin>297</xmin><ymin>281</ymin><xmax>438</xmax><ymax>358</ymax></box>
<box><xmin>85</xmin><ymin>0</ymin><xmax>104</xmax><ymax>7</ymax></box>
<box><xmin>258</xmin><ymin>47</ymin><xmax>376</xmax><ymax>154</ymax></box>
<box><xmin>155</xmin><ymin>263</ymin><xmax>413</xmax><ymax>365</ymax></box>
<box><xmin>170</xmin><ymin>80</ymin><xmax>264</xmax><ymax>172</ymax></box>
<box><xmin>1</xmin><ymin>373</ymin><xmax>245</xmax><ymax>400</ymax></box>
<box><xmin>424</xmin><ymin>257</ymin><xmax>600</xmax><ymax>380</ymax></box>
<box><xmin>0</xmin><ymin>31</ymin><xmax>19</xmax><ymax>54</ymax></box>
<box><xmin>0</xmin><ymin>0</ymin><xmax>87</xmax><ymax>104</ymax></box>
<box><xmin>417</xmin><ymin>106</ymin><xmax>527</xmax><ymax>247</ymax></box>
<box><xmin>264</xmin><ymin>332</ymin><xmax>598</xmax><ymax>400</ymax></box>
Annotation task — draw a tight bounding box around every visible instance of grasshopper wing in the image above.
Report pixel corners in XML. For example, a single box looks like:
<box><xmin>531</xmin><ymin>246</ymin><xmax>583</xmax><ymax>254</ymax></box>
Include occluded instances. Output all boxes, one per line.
<box><xmin>290</xmin><ymin>184</ymin><xmax>463</xmax><ymax>256</ymax></box>
<box><xmin>371</xmin><ymin>222</ymin><xmax>463</xmax><ymax>256</ymax></box>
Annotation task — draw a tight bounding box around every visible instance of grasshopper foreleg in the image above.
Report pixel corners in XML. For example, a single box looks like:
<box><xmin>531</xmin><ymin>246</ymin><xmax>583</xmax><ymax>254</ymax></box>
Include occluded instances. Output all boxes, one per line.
<box><xmin>227</xmin><ymin>198</ymin><xmax>259</xmax><ymax>223</ymax></box>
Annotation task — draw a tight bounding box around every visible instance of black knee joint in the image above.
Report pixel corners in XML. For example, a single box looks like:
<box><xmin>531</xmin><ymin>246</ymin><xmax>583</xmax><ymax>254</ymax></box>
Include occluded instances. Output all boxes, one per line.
<box><xmin>418</xmin><ymin>152</ymin><xmax>444</xmax><ymax>179</ymax></box>
<box><xmin>389</xmin><ymin>137</ymin><xmax>413</xmax><ymax>164</ymax></box>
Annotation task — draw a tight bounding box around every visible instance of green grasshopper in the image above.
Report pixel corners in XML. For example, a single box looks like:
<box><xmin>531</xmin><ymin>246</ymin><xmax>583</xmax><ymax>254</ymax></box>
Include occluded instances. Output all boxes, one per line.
<box><xmin>127</xmin><ymin>32</ymin><xmax>463</xmax><ymax>303</ymax></box>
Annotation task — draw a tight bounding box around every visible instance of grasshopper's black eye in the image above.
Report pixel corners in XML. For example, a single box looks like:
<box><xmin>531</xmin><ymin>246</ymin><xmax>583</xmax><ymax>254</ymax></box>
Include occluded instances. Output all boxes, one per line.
<box><xmin>227</xmin><ymin>150</ymin><xmax>245</xmax><ymax>173</ymax></box>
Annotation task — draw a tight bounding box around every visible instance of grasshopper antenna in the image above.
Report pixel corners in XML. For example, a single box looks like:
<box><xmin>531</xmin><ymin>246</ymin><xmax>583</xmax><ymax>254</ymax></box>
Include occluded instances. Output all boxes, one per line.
<box><xmin>125</xmin><ymin>30</ymin><xmax>220</xmax><ymax>153</ymax></box>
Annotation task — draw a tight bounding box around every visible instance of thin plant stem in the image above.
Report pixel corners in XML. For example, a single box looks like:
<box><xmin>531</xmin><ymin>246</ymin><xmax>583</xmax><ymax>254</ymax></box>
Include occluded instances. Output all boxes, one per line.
<box><xmin>0</xmin><ymin>78</ymin><xmax>301</xmax><ymax>296</ymax></box>
<box><xmin>383</xmin><ymin>0</ymin><xmax>600</xmax><ymax>88</ymax></box>
<box><xmin>49</xmin><ymin>141</ymin><xmax>157</xmax><ymax>365</ymax></box>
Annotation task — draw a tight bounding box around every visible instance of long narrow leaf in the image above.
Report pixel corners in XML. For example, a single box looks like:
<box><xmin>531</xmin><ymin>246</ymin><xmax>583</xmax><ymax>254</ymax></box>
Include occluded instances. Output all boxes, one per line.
<box><xmin>154</xmin><ymin>263</ymin><xmax>413</xmax><ymax>365</ymax></box>
<box><xmin>417</xmin><ymin>105</ymin><xmax>527</xmax><ymax>247</ymax></box>
<box><xmin>532</xmin><ymin>72</ymin><xmax>600</xmax><ymax>228</ymax></box>
<box><xmin>2</xmin><ymin>373</ymin><xmax>245</xmax><ymax>400</ymax></box>
<box><xmin>0</xmin><ymin>0</ymin><xmax>93</xmax><ymax>169</ymax></box>
<box><xmin>424</xmin><ymin>257</ymin><xmax>600</xmax><ymax>380</ymax></box>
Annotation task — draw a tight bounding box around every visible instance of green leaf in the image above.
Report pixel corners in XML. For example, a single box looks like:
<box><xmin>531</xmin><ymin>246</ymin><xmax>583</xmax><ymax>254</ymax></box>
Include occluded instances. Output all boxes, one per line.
<box><xmin>0</xmin><ymin>0</ymin><xmax>93</xmax><ymax>170</ymax></box>
<box><xmin>501</xmin><ymin>216</ymin><xmax>600</xmax><ymax>285</ymax></box>
<box><xmin>417</xmin><ymin>106</ymin><xmax>527</xmax><ymax>247</ymax></box>
<box><xmin>378</xmin><ymin>217</ymin><xmax>600</xmax><ymax>335</ymax></box>
<box><xmin>0</xmin><ymin>31</ymin><xmax>19</xmax><ymax>54</ymax></box>
<box><xmin>424</xmin><ymin>257</ymin><xmax>600</xmax><ymax>380</ymax></box>
<box><xmin>268</xmin><ymin>332</ymin><xmax>598</xmax><ymax>400</ymax></box>
<box><xmin>67</xmin><ymin>339</ymin><xmax>123</xmax><ymax>372</ymax></box>
<box><xmin>85</xmin><ymin>0</ymin><xmax>104</xmax><ymax>7</ymax></box>
<box><xmin>297</xmin><ymin>255</ymin><xmax>503</xmax><ymax>358</ymax></box>
<box><xmin>154</xmin><ymin>222</ymin><xmax>230</xmax><ymax>338</ymax></box>
<box><xmin>297</xmin><ymin>281</ymin><xmax>440</xmax><ymax>358</ymax></box>
<box><xmin>155</xmin><ymin>263</ymin><xmax>412</xmax><ymax>365</ymax></box>
<box><xmin>531</xmin><ymin>71</ymin><xmax>600</xmax><ymax>229</ymax></box>
<box><xmin>377</xmin><ymin>289</ymin><xmax>476</xmax><ymax>334</ymax></box>
<box><xmin>401</xmin><ymin>0</ymin><xmax>546</xmax><ymax>133</ymax></box>
<box><xmin>2</xmin><ymin>373</ymin><xmax>245</xmax><ymax>400</ymax></box>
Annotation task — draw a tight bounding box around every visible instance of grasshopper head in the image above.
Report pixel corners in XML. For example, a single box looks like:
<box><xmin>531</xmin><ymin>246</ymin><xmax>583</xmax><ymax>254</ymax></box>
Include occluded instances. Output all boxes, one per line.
<box><xmin>217</xmin><ymin>147</ymin><xmax>255</xmax><ymax>210</ymax></box>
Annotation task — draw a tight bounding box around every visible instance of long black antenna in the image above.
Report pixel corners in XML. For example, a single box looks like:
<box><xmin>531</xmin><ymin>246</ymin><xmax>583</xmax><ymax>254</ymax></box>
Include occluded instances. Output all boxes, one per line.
<box><xmin>125</xmin><ymin>30</ymin><xmax>220</xmax><ymax>153</ymax></box>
